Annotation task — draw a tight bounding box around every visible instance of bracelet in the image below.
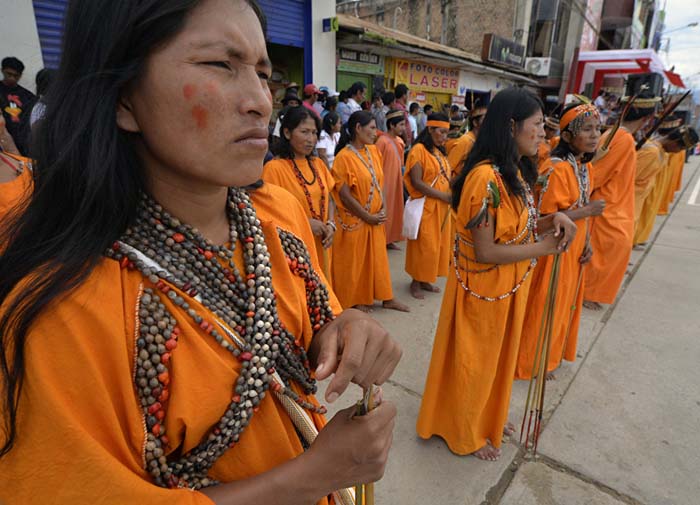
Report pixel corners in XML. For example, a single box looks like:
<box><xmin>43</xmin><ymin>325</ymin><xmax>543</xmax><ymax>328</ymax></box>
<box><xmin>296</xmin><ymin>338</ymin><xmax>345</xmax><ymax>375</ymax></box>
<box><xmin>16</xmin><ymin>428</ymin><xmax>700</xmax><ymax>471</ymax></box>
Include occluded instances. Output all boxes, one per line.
<box><xmin>326</xmin><ymin>221</ymin><xmax>337</xmax><ymax>231</ymax></box>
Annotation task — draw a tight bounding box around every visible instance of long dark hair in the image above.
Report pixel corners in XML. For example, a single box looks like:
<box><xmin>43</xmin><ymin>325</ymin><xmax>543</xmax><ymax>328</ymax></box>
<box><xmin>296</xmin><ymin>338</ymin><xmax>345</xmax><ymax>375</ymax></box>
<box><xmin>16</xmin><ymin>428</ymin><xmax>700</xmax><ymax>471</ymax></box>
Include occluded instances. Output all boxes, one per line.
<box><xmin>551</xmin><ymin>103</ymin><xmax>596</xmax><ymax>164</ymax></box>
<box><xmin>0</xmin><ymin>0</ymin><xmax>266</xmax><ymax>457</ymax></box>
<box><xmin>335</xmin><ymin>110</ymin><xmax>374</xmax><ymax>155</ymax></box>
<box><xmin>414</xmin><ymin>112</ymin><xmax>449</xmax><ymax>155</ymax></box>
<box><xmin>272</xmin><ymin>106</ymin><xmax>321</xmax><ymax>159</ymax></box>
<box><xmin>452</xmin><ymin>87</ymin><xmax>543</xmax><ymax>210</ymax></box>
<box><xmin>322</xmin><ymin>111</ymin><xmax>340</xmax><ymax>136</ymax></box>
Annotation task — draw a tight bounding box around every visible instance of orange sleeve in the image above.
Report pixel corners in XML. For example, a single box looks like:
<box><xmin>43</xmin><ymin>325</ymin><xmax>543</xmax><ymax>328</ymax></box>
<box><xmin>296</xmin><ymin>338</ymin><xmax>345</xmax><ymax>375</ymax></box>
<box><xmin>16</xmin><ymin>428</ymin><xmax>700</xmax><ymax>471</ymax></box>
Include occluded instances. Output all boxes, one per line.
<box><xmin>0</xmin><ymin>263</ymin><xmax>213</xmax><ymax>504</ymax></box>
<box><xmin>539</xmin><ymin>162</ymin><xmax>575</xmax><ymax>215</ymax></box>
<box><xmin>447</xmin><ymin>136</ymin><xmax>468</xmax><ymax>173</ymax></box>
<box><xmin>332</xmin><ymin>150</ymin><xmax>359</xmax><ymax>191</ymax></box>
<box><xmin>261</xmin><ymin>158</ymin><xmax>288</xmax><ymax>187</ymax></box>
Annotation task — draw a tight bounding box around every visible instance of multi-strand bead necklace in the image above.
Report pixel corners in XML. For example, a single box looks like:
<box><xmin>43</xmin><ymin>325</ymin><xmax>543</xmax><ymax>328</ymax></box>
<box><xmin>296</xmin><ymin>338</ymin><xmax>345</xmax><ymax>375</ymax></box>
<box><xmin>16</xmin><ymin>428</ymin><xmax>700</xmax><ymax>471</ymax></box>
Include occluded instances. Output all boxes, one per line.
<box><xmin>453</xmin><ymin>166</ymin><xmax>538</xmax><ymax>302</ymax></box>
<box><xmin>106</xmin><ymin>188</ymin><xmax>335</xmax><ymax>490</ymax></box>
<box><xmin>290</xmin><ymin>156</ymin><xmax>327</xmax><ymax>221</ymax></box>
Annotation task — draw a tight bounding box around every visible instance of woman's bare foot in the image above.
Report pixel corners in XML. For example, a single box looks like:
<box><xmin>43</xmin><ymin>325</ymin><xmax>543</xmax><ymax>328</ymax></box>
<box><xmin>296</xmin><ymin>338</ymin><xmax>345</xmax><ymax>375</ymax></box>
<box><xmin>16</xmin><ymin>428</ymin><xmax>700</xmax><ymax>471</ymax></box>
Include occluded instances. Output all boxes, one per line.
<box><xmin>354</xmin><ymin>304</ymin><xmax>374</xmax><ymax>313</ymax></box>
<box><xmin>583</xmin><ymin>300</ymin><xmax>603</xmax><ymax>311</ymax></box>
<box><xmin>546</xmin><ymin>372</ymin><xmax>556</xmax><ymax>381</ymax></box>
<box><xmin>383</xmin><ymin>299</ymin><xmax>410</xmax><ymax>312</ymax></box>
<box><xmin>472</xmin><ymin>443</ymin><xmax>501</xmax><ymax>461</ymax></box>
<box><xmin>633</xmin><ymin>243</ymin><xmax>647</xmax><ymax>251</ymax></box>
<box><xmin>503</xmin><ymin>422</ymin><xmax>516</xmax><ymax>437</ymax></box>
<box><xmin>386</xmin><ymin>242</ymin><xmax>401</xmax><ymax>250</ymax></box>
<box><xmin>420</xmin><ymin>282</ymin><xmax>441</xmax><ymax>293</ymax></box>
<box><xmin>410</xmin><ymin>280</ymin><xmax>425</xmax><ymax>299</ymax></box>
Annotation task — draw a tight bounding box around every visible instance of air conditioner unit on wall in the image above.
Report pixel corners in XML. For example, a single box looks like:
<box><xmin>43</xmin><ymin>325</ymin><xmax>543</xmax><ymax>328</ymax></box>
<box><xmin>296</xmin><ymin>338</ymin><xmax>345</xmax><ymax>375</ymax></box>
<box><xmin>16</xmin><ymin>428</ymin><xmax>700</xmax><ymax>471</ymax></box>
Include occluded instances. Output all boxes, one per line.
<box><xmin>525</xmin><ymin>57</ymin><xmax>552</xmax><ymax>77</ymax></box>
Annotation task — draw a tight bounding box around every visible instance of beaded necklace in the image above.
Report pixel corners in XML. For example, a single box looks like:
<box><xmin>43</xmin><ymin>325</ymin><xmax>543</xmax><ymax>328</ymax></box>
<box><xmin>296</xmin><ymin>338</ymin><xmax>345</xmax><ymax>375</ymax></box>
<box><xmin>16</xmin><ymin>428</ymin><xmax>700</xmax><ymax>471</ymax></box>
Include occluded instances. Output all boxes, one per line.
<box><xmin>107</xmin><ymin>188</ymin><xmax>335</xmax><ymax>490</ymax></box>
<box><xmin>431</xmin><ymin>147</ymin><xmax>450</xmax><ymax>182</ymax></box>
<box><xmin>453</xmin><ymin>166</ymin><xmax>538</xmax><ymax>302</ymax></box>
<box><xmin>290</xmin><ymin>156</ymin><xmax>326</xmax><ymax>221</ymax></box>
<box><xmin>539</xmin><ymin>154</ymin><xmax>590</xmax><ymax>214</ymax></box>
<box><xmin>0</xmin><ymin>151</ymin><xmax>31</xmax><ymax>175</ymax></box>
<box><xmin>337</xmin><ymin>144</ymin><xmax>383</xmax><ymax>231</ymax></box>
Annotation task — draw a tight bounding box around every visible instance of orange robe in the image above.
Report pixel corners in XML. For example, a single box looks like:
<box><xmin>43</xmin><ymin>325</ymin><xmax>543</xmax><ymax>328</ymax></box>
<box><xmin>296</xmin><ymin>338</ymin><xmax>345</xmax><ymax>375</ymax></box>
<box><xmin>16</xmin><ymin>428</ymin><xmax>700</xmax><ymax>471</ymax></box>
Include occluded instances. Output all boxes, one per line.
<box><xmin>445</xmin><ymin>135</ymin><xmax>460</xmax><ymax>154</ymax></box>
<box><xmin>633</xmin><ymin>140</ymin><xmax>666</xmax><ymax>245</ymax></box>
<box><xmin>660</xmin><ymin>150</ymin><xmax>685</xmax><ymax>214</ymax></box>
<box><xmin>0</xmin><ymin>183</ymin><xmax>341</xmax><ymax>504</ymax></box>
<box><xmin>262</xmin><ymin>156</ymin><xmax>335</xmax><ymax>279</ymax></box>
<box><xmin>515</xmin><ymin>157</ymin><xmax>592</xmax><ymax>379</ymax></box>
<box><xmin>446</xmin><ymin>130</ymin><xmax>476</xmax><ymax>178</ymax></box>
<box><xmin>584</xmin><ymin>128</ymin><xmax>636</xmax><ymax>304</ymax></box>
<box><xmin>331</xmin><ymin>145</ymin><xmax>394</xmax><ymax>307</ymax></box>
<box><xmin>375</xmin><ymin>134</ymin><xmax>405</xmax><ymax>244</ymax></box>
<box><xmin>0</xmin><ymin>154</ymin><xmax>32</xmax><ymax>219</ymax></box>
<box><xmin>417</xmin><ymin>162</ymin><xmax>534</xmax><ymax>454</ymax></box>
<box><xmin>537</xmin><ymin>140</ymin><xmax>552</xmax><ymax>167</ymax></box>
<box><xmin>671</xmin><ymin>150</ymin><xmax>685</xmax><ymax>193</ymax></box>
<box><xmin>403</xmin><ymin>143</ymin><xmax>451</xmax><ymax>284</ymax></box>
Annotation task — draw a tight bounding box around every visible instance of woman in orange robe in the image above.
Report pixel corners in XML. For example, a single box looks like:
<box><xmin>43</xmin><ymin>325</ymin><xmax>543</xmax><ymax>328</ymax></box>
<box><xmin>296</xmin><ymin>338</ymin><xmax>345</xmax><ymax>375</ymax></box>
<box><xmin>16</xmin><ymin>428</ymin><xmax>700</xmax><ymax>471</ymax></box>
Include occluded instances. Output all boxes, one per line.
<box><xmin>0</xmin><ymin>2</ymin><xmax>402</xmax><ymax>503</ymax></box>
<box><xmin>331</xmin><ymin>111</ymin><xmax>409</xmax><ymax>313</ymax></box>
<box><xmin>417</xmin><ymin>88</ymin><xmax>576</xmax><ymax>461</ymax></box>
<box><xmin>263</xmin><ymin>106</ymin><xmax>335</xmax><ymax>280</ymax></box>
<box><xmin>404</xmin><ymin>113</ymin><xmax>452</xmax><ymax>299</ymax></box>
<box><xmin>375</xmin><ymin>110</ymin><xmax>406</xmax><ymax>247</ymax></box>
<box><xmin>516</xmin><ymin>104</ymin><xmax>605</xmax><ymax>380</ymax></box>
<box><xmin>583</xmin><ymin>101</ymin><xmax>655</xmax><ymax>309</ymax></box>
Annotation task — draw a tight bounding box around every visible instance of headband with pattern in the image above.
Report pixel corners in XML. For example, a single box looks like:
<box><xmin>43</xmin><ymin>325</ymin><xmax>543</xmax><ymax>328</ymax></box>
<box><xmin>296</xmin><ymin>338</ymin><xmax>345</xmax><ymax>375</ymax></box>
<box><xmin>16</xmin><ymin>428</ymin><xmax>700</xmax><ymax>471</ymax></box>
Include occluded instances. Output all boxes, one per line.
<box><xmin>560</xmin><ymin>104</ymin><xmax>600</xmax><ymax>135</ymax></box>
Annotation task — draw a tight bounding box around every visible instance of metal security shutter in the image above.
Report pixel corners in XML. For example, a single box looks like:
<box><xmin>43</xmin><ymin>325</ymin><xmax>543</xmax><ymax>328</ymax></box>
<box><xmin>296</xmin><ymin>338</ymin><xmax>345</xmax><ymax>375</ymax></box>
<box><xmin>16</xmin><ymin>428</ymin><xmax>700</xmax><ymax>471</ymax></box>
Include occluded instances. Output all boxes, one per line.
<box><xmin>258</xmin><ymin>0</ymin><xmax>306</xmax><ymax>48</ymax></box>
<box><xmin>33</xmin><ymin>0</ymin><xmax>69</xmax><ymax>69</ymax></box>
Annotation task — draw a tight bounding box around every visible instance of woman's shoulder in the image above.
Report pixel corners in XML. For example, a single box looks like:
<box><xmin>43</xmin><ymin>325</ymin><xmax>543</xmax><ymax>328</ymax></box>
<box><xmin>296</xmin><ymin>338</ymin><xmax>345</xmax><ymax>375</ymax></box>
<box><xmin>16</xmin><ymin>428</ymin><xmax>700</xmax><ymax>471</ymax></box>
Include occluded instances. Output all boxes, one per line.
<box><xmin>466</xmin><ymin>161</ymin><xmax>498</xmax><ymax>183</ymax></box>
<box><xmin>22</xmin><ymin>259</ymin><xmax>134</xmax><ymax>346</ymax></box>
<box><xmin>251</xmin><ymin>183</ymin><xmax>308</xmax><ymax>230</ymax></box>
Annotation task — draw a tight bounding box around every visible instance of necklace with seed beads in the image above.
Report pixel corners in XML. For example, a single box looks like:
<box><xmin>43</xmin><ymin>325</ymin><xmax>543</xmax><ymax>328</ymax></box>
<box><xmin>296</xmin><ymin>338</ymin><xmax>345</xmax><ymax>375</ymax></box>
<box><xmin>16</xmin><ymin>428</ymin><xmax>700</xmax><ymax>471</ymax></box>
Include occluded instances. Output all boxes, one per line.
<box><xmin>289</xmin><ymin>156</ymin><xmax>327</xmax><ymax>221</ymax></box>
<box><xmin>337</xmin><ymin>144</ymin><xmax>383</xmax><ymax>231</ymax></box>
<box><xmin>106</xmin><ymin>188</ymin><xmax>335</xmax><ymax>490</ymax></box>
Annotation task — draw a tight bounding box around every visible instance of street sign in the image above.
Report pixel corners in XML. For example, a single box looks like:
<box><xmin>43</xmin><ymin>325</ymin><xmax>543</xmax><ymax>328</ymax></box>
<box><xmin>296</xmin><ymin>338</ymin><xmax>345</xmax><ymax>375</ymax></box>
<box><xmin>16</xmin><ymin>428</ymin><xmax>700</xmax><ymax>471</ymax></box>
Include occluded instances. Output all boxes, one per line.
<box><xmin>323</xmin><ymin>17</ymin><xmax>339</xmax><ymax>33</ymax></box>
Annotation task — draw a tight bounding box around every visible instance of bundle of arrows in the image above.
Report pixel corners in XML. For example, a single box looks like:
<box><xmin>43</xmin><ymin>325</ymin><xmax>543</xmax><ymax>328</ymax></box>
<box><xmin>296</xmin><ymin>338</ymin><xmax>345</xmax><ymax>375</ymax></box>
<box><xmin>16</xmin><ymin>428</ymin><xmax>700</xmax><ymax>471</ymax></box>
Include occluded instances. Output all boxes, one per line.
<box><xmin>520</xmin><ymin>254</ymin><xmax>562</xmax><ymax>455</ymax></box>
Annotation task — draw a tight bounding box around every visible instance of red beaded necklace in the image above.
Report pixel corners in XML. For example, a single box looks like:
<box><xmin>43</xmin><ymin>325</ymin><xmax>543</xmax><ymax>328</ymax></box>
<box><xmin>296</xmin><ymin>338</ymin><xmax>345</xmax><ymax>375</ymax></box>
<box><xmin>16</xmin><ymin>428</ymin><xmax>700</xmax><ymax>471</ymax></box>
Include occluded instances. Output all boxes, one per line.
<box><xmin>290</xmin><ymin>156</ymin><xmax>326</xmax><ymax>221</ymax></box>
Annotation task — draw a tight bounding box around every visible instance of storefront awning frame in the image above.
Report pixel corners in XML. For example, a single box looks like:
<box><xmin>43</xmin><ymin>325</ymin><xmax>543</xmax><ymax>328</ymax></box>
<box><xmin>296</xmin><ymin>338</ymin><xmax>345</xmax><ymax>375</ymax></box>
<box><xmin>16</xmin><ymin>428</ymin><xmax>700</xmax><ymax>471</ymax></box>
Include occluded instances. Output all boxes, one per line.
<box><xmin>337</xmin><ymin>14</ymin><xmax>537</xmax><ymax>86</ymax></box>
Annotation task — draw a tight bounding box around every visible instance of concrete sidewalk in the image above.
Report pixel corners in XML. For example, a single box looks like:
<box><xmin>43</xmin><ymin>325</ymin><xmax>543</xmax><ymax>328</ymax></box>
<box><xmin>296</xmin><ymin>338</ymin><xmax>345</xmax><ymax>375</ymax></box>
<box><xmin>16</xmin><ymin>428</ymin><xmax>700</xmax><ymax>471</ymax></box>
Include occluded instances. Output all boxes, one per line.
<box><xmin>319</xmin><ymin>156</ymin><xmax>700</xmax><ymax>505</ymax></box>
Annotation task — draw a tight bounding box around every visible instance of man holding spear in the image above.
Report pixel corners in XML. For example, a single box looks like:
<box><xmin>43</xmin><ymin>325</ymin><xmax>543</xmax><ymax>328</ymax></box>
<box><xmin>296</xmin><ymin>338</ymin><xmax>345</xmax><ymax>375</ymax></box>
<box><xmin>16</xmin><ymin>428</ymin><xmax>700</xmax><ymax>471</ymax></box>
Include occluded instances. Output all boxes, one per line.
<box><xmin>583</xmin><ymin>91</ymin><xmax>658</xmax><ymax>311</ymax></box>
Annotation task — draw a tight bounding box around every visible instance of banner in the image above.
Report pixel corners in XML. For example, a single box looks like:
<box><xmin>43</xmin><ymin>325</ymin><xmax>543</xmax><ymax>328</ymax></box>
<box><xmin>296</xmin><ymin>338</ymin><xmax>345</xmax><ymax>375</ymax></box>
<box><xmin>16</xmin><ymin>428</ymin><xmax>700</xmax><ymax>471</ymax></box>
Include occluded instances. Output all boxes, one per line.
<box><xmin>394</xmin><ymin>59</ymin><xmax>459</xmax><ymax>95</ymax></box>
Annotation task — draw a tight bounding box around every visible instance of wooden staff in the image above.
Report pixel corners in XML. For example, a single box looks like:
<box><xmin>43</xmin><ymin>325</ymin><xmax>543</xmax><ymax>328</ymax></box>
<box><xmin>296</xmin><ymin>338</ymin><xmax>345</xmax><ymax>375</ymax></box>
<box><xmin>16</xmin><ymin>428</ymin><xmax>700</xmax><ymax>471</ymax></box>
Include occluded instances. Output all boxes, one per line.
<box><xmin>354</xmin><ymin>386</ymin><xmax>377</xmax><ymax>505</ymax></box>
<box><xmin>635</xmin><ymin>90</ymin><xmax>691</xmax><ymax>150</ymax></box>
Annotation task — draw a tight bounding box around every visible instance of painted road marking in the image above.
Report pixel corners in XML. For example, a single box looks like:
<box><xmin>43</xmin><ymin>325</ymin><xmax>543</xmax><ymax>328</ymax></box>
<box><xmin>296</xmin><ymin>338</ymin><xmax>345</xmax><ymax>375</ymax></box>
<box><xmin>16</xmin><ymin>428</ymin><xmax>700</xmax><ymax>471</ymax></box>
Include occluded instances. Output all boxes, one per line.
<box><xmin>688</xmin><ymin>171</ymin><xmax>700</xmax><ymax>206</ymax></box>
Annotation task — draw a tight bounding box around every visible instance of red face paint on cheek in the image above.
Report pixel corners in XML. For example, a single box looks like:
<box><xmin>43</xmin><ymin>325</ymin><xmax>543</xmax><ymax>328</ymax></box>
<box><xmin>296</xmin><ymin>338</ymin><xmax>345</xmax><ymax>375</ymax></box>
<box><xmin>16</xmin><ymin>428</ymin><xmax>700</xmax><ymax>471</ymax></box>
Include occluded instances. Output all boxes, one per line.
<box><xmin>191</xmin><ymin>105</ymin><xmax>208</xmax><ymax>129</ymax></box>
<box><xmin>183</xmin><ymin>84</ymin><xmax>196</xmax><ymax>100</ymax></box>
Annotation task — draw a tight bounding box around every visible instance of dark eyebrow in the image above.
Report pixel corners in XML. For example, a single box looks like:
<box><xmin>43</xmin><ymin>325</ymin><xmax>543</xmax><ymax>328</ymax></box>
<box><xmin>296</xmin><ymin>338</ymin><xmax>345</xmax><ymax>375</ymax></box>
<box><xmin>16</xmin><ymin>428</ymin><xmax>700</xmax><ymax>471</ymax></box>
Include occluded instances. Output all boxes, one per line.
<box><xmin>192</xmin><ymin>41</ymin><xmax>272</xmax><ymax>69</ymax></box>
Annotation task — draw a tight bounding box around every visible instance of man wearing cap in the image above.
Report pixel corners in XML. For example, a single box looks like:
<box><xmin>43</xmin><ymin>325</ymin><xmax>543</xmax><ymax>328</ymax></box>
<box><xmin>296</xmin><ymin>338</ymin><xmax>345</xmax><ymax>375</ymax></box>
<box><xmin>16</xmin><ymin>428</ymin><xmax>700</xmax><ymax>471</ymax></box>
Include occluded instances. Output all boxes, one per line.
<box><xmin>272</xmin><ymin>90</ymin><xmax>301</xmax><ymax>138</ymax></box>
<box><xmin>302</xmin><ymin>83</ymin><xmax>321</xmax><ymax>119</ymax></box>
<box><xmin>446</xmin><ymin>98</ymin><xmax>487</xmax><ymax>178</ymax></box>
<box><xmin>537</xmin><ymin>116</ymin><xmax>560</xmax><ymax>166</ymax></box>
<box><xmin>633</xmin><ymin>125</ymin><xmax>699</xmax><ymax>247</ymax></box>
<box><xmin>583</xmin><ymin>92</ymin><xmax>658</xmax><ymax>310</ymax></box>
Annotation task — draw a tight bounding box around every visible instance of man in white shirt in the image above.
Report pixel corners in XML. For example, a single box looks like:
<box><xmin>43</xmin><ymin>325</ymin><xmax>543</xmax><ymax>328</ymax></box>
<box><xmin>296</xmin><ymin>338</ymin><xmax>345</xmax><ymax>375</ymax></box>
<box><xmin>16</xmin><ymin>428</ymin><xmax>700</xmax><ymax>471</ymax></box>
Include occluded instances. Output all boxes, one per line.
<box><xmin>347</xmin><ymin>81</ymin><xmax>366</xmax><ymax>115</ymax></box>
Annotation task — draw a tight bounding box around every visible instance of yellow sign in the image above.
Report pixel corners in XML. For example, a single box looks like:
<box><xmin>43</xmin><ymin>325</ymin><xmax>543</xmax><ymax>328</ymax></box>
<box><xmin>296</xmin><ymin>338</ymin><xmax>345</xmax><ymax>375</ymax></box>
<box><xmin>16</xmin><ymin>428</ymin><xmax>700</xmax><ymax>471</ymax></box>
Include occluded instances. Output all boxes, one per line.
<box><xmin>394</xmin><ymin>59</ymin><xmax>459</xmax><ymax>95</ymax></box>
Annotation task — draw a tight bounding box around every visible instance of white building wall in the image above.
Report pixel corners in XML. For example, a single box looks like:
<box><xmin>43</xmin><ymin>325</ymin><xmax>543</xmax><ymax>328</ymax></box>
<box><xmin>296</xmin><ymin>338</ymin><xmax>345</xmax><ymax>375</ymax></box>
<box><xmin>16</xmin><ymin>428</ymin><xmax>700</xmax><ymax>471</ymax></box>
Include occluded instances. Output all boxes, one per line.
<box><xmin>458</xmin><ymin>70</ymin><xmax>512</xmax><ymax>95</ymax></box>
<box><xmin>0</xmin><ymin>1</ymin><xmax>44</xmax><ymax>93</ymax></box>
<box><xmin>311</xmin><ymin>0</ymin><xmax>336</xmax><ymax>89</ymax></box>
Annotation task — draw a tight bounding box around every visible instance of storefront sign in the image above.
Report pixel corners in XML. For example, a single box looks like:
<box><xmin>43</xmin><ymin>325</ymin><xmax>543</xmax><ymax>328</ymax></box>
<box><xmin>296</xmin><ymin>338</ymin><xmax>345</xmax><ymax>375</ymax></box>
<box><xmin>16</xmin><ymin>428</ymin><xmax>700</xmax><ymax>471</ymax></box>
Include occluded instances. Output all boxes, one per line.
<box><xmin>322</xmin><ymin>17</ymin><xmax>339</xmax><ymax>33</ymax></box>
<box><xmin>394</xmin><ymin>59</ymin><xmax>459</xmax><ymax>94</ymax></box>
<box><xmin>337</xmin><ymin>48</ymin><xmax>384</xmax><ymax>74</ymax></box>
<box><xmin>481</xmin><ymin>34</ymin><xmax>525</xmax><ymax>70</ymax></box>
